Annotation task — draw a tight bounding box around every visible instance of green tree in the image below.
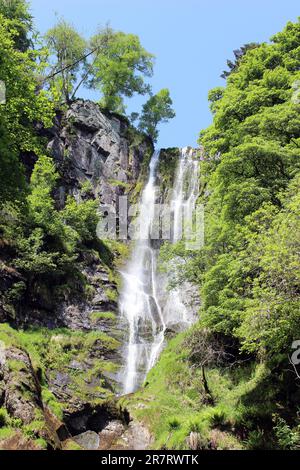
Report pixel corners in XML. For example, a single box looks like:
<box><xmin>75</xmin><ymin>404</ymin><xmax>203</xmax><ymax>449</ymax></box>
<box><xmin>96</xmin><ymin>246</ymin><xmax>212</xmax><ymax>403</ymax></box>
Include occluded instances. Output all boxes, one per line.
<box><xmin>0</xmin><ymin>0</ymin><xmax>33</xmax><ymax>51</ymax></box>
<box><xmin>197</xmin><ymin>18</ymin><xmax>300</xmax><ymax>359</ymax></box>
<box><xmin>138</xmin><ymin>88</ymin><xmax>175</xmax><ymax>142</ymax></box>
<box><xmin>45</xmin><ymin>19</ymin><xmax>87</xmax><ymax>103</ymax></box>
<box><xmin>90</xmin><ymin>27</ymin><xmax>154</xmax><ymax>113</ymax></box>
<box><xmin>0</xmin><ymin>12</ymin><xmax>54</xmax><ymax>205</ymax></box>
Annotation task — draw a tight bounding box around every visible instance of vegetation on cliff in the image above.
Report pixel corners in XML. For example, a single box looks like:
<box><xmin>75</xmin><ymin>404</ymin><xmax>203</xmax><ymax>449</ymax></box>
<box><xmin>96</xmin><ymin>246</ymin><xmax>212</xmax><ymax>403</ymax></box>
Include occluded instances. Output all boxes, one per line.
<box><xmin>127</xmin><ymin>18</ymin><xmax>300</xmax><ymax>450</ymax></box>
<box><xmin>1</xmin><ymin>0</ymin><xmax>300</xmax><ymax>452</ymax></box>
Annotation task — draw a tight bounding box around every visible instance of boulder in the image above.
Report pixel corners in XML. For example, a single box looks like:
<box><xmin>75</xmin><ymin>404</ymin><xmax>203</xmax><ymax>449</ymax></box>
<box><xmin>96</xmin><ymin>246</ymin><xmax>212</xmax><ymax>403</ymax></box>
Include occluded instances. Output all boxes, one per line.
<box><xmin>72</xmin><ymin>431</ymin><xmax>100</xmax><ymax>450</ymax></box>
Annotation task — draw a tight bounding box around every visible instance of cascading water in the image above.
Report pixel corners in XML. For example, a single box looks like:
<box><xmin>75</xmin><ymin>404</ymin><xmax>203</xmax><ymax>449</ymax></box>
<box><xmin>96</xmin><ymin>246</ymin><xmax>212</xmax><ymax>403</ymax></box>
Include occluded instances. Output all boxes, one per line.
<box><xmin>119</xmin><ymin>147</ymin><xmax>200</xmax><ymax>395</ymax></box>
<box><xmin>163</xmin><ymin>147</ymin><xmax>200</xmax><ymax>326</ymax></box>
<box><xmin>119</xmin><ymin>150</ymin><xmax>164</xmax><ymax>395</ymax></box>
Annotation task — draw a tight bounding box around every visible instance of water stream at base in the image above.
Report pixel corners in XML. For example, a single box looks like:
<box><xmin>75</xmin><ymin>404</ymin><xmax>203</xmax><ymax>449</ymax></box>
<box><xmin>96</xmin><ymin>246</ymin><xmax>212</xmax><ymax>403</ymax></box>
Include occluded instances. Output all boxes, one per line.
<box><xmin>119</xmin><ymin>148</ymin><xmax>199</xmax><ymax>395</ymax></box>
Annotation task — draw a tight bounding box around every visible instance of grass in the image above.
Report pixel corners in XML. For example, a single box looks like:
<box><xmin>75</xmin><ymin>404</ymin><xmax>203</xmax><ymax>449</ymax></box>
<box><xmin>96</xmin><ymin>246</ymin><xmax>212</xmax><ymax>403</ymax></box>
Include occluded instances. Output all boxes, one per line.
<box><xmin>35</xmin><ymin>438</ymin><xmax>48</xmax><ymax>450</ymax></box>
<box><xmin>63</xmin><ymin>439</ymin><xmax>83</xmax><ymax>450</ymax></box>
<box><xmin>120</xmin><ymin>328</ymin><xmax>278</xmax><ymax>450</ymax></box>
<box><xmin>108</xmin><ymin>179</ymin><xmax>132</xmax><ymax>192</ymax></box>
<box><xmin>0</xmin><ymin>408</ymin><xmax>9</xmax><ymax>427</ymax></box>
<box><xmin>0</xmin><ymin>323</ymin><xmax>121</xmax><ymax>437</ymax></box>
<box><xmin>41</xmin><ymin>388</ymin><xmax>64</xmax><ymax>420</ymax></box>
<box><xmin>90</xmin><ymin>311</ymin><xmax>116</xmax><ymax>323</ymax></box>
<box><xmin>105</xmin><ymin>288</ymin><xmax>118</xmax><ymax>303</ymax></box>
<box><xmin>0</xmin><ymin>427</ymin><xmax>15</xmax><ymax>441</ymax></box>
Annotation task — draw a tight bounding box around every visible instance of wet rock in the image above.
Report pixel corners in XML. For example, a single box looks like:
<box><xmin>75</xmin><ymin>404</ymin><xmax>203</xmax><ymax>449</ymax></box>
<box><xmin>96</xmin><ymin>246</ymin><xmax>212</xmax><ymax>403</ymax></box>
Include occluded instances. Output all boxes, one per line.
<box><xmin>165</xmin><ymin>322</ymin><xmax>187</xmax><ymax>338</ymax></box>
<box><xmin>98</xmin><ymin>420</ymin><xmax>125</xmax><ymax>449</ymax></box>
<box><xmin>73</xmin><ymin>431</ymin><xmax>100</xmax><ymax>450</ymax></box>
<box><xmin>101</xmin><ymin>421</ymin><xmax>152</xmax><ymax>450</ymax></box>
<box><xmin>0</xmin><ymin>345</ymin><xmax>42</xmax><ymax>424</ymax></box>
<box><xmin>0</xmin><ymin>263</ymin><xmax>24</xmax><ymax>322</ymax></box>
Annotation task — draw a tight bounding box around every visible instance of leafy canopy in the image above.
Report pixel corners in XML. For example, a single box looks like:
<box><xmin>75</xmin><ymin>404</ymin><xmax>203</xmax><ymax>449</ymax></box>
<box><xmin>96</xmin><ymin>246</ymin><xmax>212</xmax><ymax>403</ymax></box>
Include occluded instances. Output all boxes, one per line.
<box><xmin>0</xmin><ymin>0</ymin><xmax>33</xmax><ymax>51</ymax></box>
<box><xmin>0</xmin><ymin>12</ymin><xmax>54</xmax><ymax>205</ymax></box>
<box><xmin>196</xmin><ymin>18</ymin><xmax>300</xmax><ymax>358</ymax></box>
<box><xmin>138</xmin><ymin>88</ymin><xmax>176</xmax><ymax>142</ymax></box>
<box><xmin>90</xmin><ymin>27</ymin><xmax>154</xmax><ymax>113</ymax></box>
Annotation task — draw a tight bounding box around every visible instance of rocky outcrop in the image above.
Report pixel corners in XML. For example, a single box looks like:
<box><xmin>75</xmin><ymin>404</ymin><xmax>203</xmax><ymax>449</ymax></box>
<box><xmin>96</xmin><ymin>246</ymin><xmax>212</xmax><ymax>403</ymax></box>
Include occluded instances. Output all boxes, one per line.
<box><xmin>0</xmin><ymin>344</ymin><xmax>42</xmax><ymax>424</ymax></box>
<box><xmin>46</xmin><ymin>99</ymin><xmax>153</xmax><ymax>207</ymax></box>
<box><xmin>1</xmin><ymin>100</ymin><xmax>153</xmax><ymax>330</ymax></box>
<box><xmin>0</xmin><ymin>262</ymin><xmax>24</xmax><ymax>323</ymax></box>
<box><xmin>0</xmin><ymin>99</ymin><xmax>155</xmax><ymax>450</ymax></box>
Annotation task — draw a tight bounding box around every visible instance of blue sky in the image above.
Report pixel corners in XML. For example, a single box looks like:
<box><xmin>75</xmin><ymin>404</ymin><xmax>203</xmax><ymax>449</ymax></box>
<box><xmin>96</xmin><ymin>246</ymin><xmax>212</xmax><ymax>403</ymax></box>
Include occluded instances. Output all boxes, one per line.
<box><xmin>30</xmin><ymin>0</ymin><xmax>299</xmax><ymax>148</ymax></box>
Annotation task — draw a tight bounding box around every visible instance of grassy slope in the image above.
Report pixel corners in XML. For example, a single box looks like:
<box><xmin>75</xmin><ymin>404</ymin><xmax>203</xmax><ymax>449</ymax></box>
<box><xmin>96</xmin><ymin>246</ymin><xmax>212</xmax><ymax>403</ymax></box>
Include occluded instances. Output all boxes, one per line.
<box><xmin>0</xmin><ymin>323</ymin><xmax>120</xmax><ymax>449</ymax></box>
<box><xmin>121</xmin><ymin>328</ymin><xmax>292</xmax><ymax>450</ymax></box>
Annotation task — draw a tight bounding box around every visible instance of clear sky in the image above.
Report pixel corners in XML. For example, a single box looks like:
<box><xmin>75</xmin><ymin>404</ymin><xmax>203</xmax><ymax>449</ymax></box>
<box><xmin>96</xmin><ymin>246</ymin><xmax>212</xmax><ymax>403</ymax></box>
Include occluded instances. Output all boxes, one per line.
<box><xmin>29</xmin><ymin>0</ymin><xmax>299</xmax><ymax>148</ymax></box>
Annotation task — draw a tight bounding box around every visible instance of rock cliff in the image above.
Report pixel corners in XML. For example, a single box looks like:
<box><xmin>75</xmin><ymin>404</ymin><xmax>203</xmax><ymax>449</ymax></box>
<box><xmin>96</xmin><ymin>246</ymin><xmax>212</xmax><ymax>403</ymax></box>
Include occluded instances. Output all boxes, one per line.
<box><xmin>0</xmin><ymin>99</ymin><xmax>153</xmax><ymax>450</ymax></box>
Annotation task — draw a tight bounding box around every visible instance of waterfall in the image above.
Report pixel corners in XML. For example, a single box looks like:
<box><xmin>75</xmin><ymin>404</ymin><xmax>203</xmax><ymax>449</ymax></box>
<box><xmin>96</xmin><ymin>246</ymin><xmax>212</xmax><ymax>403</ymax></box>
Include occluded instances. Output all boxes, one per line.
<box><xmin>163</xmin><ymin>146</ymin><xmax>200</xmax><ymax>327</ymax></box>
<box><xmin>119</xmin><ymin>148</ymin><xmax>199</xmax><ymax>395</ymax></box>
<box><xmin>119</xmin><ymin>150</ymin><xmax>164</xmax><ymax>395</ymax></box>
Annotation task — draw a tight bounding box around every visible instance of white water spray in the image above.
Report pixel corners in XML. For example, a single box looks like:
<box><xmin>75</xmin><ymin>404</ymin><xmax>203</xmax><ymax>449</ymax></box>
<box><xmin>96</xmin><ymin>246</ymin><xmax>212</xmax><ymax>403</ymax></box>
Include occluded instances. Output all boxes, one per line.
<box><xmin>119</xmin><ymin>148</ymin><xmax>200</xmax><ymax>394</ymax></box>
<box><xmin>119</xmin><ymin>151</ymin><xmax>165</xmax><ymax>394</ymax></box>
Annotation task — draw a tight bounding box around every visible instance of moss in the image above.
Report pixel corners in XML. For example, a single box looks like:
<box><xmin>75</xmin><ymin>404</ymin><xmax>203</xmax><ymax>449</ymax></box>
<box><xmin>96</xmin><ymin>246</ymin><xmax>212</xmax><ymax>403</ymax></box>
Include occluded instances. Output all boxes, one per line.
<box><xmin>0</xmin><ymin>427</ymin><xmax>15</xmax><ymax>441</ymax></box>
<box><xmin>63</xmin><ymin>439</ymin><xmax>83</xmax><ymax>450</ymax></box>
<box><xmin>7</xmin><ymin>358</ymin><xmax>25</xmax><ymax>372</ymax></box>
<box><xmin>130</xmin><ymin>180</ymin><xmax>143</xmax><ymax>204</ymax></box>
<box><xmin>23</xmin><ymin>419</ymin><xmax>45</xmax><ymax>439</ymax></box>
<box><xmin>108</xmin><ymin>179</ymin><xmax>132</xmax><ymax>192</ymax></box>
<box><xmin>90</xmin><ymin>311</ymin><xmax>116</xmax><ymax>322</ymax></box>
<box><xmin>35</xmin><ymin>437</ymin><xmax>48</xmax><ymax>450</ymax></box>
<box><xmin>104</xmin><ymin>240</ymin><xmax>129</xmax><ymax>267</ymax></box>
<box><xmin>41</xmin><ymin>388</ymin><xmax>64</xmax><ymax>420</ymax></box>
<box><xmin>158</xmin><ymin>148</ymin><xmax>180</xmax><ymax>191</ymax></box>
<box><xmin>0</xmin><ymin>408</ymin><xmax>9</xmax><ymax>427</ymax></box>
<box><xmin>105</xmin><ymin>288</ymin><xmax>118</xmax><ymax>303</ymax></box>
<box><xmin>0</xmin><ymin>324</ymin><xmax>120</xmax><ymax>427</ymax></box>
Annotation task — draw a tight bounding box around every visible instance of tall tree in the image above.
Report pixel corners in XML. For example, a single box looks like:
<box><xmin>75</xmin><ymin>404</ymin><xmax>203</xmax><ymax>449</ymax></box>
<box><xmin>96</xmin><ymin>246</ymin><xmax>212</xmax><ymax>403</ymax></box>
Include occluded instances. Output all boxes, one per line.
<box><xmin>45</xmin><ymin>19</ymin><xmax>87</xmax><ymax>103</ymax></box>
<box><xmin>0</xmin><ymin>12</ymin><xmax>54</xmax><ymax>205</ymax></box>
<box><xmin>138</xmin><ymin>88</ymin><xmax>175</xmax><ymax>142</ymax></box>
<box><xmin>0</xmin><ymin>0</ymin><xmax>33</xmax><ymax>51</ymax></box>
<box><xmin>90</xmin><ymin>27</ymin><xmax>154</xmax><ymax>113</ymax></box>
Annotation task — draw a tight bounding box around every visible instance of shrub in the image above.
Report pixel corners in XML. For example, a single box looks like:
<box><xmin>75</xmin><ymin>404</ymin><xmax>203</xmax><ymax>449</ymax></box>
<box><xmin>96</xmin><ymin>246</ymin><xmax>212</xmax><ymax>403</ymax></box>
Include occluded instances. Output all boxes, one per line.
<box><xmin>167</xmin><ymin>417</ymin><xmax>181</xmax><ymax>431</ymax></box>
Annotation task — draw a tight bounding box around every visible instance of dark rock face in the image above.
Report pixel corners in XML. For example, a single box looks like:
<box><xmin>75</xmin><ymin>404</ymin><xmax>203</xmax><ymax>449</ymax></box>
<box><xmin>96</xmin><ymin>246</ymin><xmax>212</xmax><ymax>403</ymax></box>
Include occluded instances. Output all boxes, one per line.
<box><xmin>0</xmin><ymin>100</ymin><xmax>154</xmax><ymax>450</ymax></box>
<box><xmin>0</xmin><ymin>345</ymin><xmax>42</xmax><ymax>424</ymax></box>
<box><xmin>47</xmin><ymin>100</ymin><xmax>153</xmax><ymax>207</ymax></box>
<box><xmin>0</xmin><ymin>263</ymin><xmax>24</xmax><ymax>323</ymax></box>
<box><xmin>0</xmin><ymin>99</ymin><xmax>153</xmax><ymax>331</ymax></box>
<box><xmin>72</xmin><ymin>430</ymin><xmax>100</xmax><ymax>450</ymax></box>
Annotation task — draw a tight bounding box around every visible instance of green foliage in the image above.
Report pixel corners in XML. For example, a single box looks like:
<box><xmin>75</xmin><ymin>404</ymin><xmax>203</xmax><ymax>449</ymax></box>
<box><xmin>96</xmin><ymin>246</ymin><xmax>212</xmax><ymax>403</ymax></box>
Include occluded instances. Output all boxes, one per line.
<box><xmin>1</xmin><ymin>152</ymin><xmax>102</xmax><ymax>284</ymax></box>
<box><xmin>0</xmin><ymin>13</ymin><xmax>54</xmax><ymax>206</ymax></box>
<box><xmin>122</xmin><ymin>331</ymin><xmax>246</xmax><ymax>450</ymax></box>
<box><xmin>63</xmin><ymin>439</ymin><xmax>83</xmax><ymax>450</ymax></box>
<box><xmin>0</xmin><ymin>408</ymin><xmax>9</xmax><ymax>427</ymax></box>
<box><xmin>197</xmin><ymin>18</ymin><xmax>300</xmax><ymax>358</ymax></box>
<box><xmin>273</xmin><ymin>415</ymin><xmax>300</xmax><ymax>450</ymax></box>
<box><xmin>129</xmin><ymin>18</ymin><xmax>300</xmax><ymax>451</ymax></box>
<box><xmin>41</xmin><ymin>388</ymin><xmax>64</xmax><ymax>420</ymax></box>
<box><xmin>0</xmin><ymin>0</ymin><xmax>33</xmax><ymax>51</ymax></box>
<box><xmin>90</xmin><ymin>311</ymin><xmax>116</xmax><ymax>322</ymax></box>
<box><xmin>138</xmin><ymin>89</ymin><xmax>176</xmax><ymax>142</ymax></box>
<box><xmin>0</xmin><ymin>323</ymin><xmax>119</xmax><ymax>427</ymax></box>
<box><xmin>90</xmin><ymin>26</ymin><xmax>154</xmax><ymax>113</ymax></box>
<box><xmin>167</xmin><ymin>417</ymin><xmax>181</xmax><ymax>431</ymax></box>
<box><xmin>62</xmin><ymin>196</ymin><xmax>98</xmax><ymax>244</ymax></box>
<box><xmin>0</xmin><ymin>427</ymin><xmax>15</xmax><ymax>441</ymax></box>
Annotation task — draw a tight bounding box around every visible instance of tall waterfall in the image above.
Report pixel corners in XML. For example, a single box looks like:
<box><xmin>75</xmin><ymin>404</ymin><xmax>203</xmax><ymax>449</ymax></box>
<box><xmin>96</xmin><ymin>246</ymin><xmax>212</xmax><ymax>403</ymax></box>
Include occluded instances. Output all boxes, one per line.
<box><xmin>163</xmin><ymin>147</ymin><xmax>200</xmax><ymax>327</ymax></box>
<box><xmin>119</xmin><ymin>148</ymin><xmax>199</xmax><ymax>395</ymax></box>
